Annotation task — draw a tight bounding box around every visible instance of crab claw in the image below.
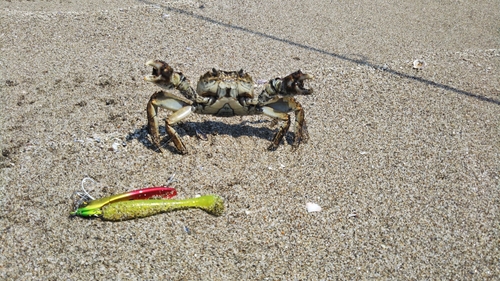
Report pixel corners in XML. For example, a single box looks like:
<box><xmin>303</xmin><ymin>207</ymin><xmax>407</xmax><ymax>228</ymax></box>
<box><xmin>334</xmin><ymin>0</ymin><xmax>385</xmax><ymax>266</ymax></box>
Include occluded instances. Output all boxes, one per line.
<box><xmin>281</xmin><ymin>70</ymin><xmax>314</xmax><ymax>95</ymax></box>
<box><xmin>144</xmin><ymin>60</ymin><xmax>178</xmax><ymax>89</ymax></box>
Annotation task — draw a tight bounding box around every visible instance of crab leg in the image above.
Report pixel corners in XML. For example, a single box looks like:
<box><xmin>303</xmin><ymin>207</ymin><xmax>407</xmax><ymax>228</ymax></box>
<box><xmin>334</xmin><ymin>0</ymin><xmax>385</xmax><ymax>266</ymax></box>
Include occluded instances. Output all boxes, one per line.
<box><xmin>262</xmin><ymin>96</ymin><xmax>308</xmax><ymax>150</ymax></box>
<box><xmin>164</xmin><ymin>106</ymin><xmax>193</xmax><ymax>154</ymax></box>
<box><xmin>262</xmin><ymin>106</ymin><xmax>291</xmax><ymax>150</ymax></box>
<box><xmin>147</xmin><ymin>90</ymin><xmax>193</xmax><ymax>154</ymax></box>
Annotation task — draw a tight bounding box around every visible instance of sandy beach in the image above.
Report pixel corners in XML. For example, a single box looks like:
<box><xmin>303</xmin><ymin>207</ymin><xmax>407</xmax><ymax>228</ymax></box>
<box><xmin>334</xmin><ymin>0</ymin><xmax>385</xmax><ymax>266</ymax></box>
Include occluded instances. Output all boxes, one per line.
<box><xmin>1</xmin><ymin>0</ymin><xmax>499</xmax><ymax>279</ymax></box>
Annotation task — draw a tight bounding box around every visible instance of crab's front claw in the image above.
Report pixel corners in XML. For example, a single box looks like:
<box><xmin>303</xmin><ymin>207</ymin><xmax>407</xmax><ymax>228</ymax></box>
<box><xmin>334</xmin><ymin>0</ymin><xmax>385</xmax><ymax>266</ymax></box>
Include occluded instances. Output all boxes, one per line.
<box><xmin>144</xmin><ymin>60</ymin><xmax>180</xmax><ymax>89</ymax></box>
<box><xmin>281</xmin><ymin>70</ymin><xmax>314</xmax><ymax>95</ymax></box>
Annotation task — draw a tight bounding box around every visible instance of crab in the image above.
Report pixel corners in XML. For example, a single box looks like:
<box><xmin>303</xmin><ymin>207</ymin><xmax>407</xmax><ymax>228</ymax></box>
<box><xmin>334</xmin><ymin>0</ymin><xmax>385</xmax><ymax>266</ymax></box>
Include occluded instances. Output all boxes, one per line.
<box><xmin>144</xmin><ymin>60</ymin><xmax>314</xmax><ymax>154</ymax></box>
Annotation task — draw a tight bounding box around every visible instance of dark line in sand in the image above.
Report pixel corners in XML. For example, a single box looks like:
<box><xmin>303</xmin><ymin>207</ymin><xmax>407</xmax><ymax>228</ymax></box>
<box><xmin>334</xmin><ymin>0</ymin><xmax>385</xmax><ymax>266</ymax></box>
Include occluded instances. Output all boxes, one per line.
<box><xmin>138</xmin><ymin>0</ymin><xmax>499</xmax><ymax>106</ymax></box>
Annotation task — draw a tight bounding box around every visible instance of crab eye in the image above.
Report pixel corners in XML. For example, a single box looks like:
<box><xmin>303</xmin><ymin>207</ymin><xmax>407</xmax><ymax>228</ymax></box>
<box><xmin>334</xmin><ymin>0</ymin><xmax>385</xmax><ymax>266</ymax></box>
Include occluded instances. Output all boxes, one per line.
<box><xmin>152</xmin><ymin>68</ymin><xmax>159</xmax><ymax>77</ymax></box>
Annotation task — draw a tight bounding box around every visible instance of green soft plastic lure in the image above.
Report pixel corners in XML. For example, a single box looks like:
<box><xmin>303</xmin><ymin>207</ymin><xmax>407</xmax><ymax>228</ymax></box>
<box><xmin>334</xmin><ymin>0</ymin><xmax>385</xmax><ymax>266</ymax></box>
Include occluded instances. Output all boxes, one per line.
<box><xmin>71</xmin><ymin>186</ymin><xmax>224</xmax><ymax>220</ymax></box>
<box><xmin>101</xmin><ymin>195</ymin><xmax>225</xmax><ymax>221</ymax></box>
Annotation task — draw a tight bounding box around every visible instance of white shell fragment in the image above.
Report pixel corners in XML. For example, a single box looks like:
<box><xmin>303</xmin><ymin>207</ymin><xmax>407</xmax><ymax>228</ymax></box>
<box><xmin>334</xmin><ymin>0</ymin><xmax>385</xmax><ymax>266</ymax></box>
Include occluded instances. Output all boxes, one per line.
<box><xmin>306</xmin><ymin>202</ymin><xmax>322</xmax><ymax>213</ymax></box>
<box><xmin>412</xmin><ymin>59</ymin><xmax>426</xmax><ymax>70</ymax></box>
<box><xmin>111</xmin><ymin>142</ymin><xmax>120</xmax><ymax>152</ymax></box>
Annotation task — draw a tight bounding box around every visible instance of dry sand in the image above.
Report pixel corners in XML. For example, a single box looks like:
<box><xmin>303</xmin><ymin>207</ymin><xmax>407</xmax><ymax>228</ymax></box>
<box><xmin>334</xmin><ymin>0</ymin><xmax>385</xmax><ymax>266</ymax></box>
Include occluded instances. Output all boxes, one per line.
<box><xmin>1</xmin><ymin>0</ymin><xmax>499</xmax><ymax>279</ymax></box>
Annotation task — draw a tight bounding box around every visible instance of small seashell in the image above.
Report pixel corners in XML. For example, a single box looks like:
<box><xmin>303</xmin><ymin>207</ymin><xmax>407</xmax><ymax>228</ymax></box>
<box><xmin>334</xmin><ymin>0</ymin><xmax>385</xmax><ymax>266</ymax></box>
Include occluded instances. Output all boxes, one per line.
<box><xmin>412</xmin><ymin>59</ymin><xmax>426</xmax><ymax>70</ymax></box>
<box><xmin>348</xmin><ymin>213</ymin><xmax>357</xmax><ymax>218</ymax></box>
<box><xmin>111</xmin><ymin>142</ymin><xmax>120</xmax><ymax>152</ymax></box>
<box><xmin>306</xmin><ymin>202</ymin><xmax>322</xmax><ymax>212</ymax></box>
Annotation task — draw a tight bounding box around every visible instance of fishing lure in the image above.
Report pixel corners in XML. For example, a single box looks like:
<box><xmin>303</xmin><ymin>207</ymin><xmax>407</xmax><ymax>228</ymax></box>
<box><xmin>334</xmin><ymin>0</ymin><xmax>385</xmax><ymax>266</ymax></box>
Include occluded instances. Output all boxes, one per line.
<box><xmin>71</xmin><ymin>186</ymin><xmax>224</xmax><ymax>221</ymax></box>
<box><xmin>71</xmin><ymin>186</ymin><xmax>178</xmax><ymax>217</ymax></box>
<box><xmin>100</xmin><ymin>195</ymin><xmax>225</xmax><ymax>221</ymax></box>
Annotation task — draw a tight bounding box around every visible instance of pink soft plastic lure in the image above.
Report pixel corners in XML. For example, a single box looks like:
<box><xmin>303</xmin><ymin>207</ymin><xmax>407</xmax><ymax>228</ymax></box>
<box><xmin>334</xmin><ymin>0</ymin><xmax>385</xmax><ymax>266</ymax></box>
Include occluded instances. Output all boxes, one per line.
<box><xmin>71</xmin><ymin>186</ymin><xmax>177</xmax><ymax>217</ymax></box>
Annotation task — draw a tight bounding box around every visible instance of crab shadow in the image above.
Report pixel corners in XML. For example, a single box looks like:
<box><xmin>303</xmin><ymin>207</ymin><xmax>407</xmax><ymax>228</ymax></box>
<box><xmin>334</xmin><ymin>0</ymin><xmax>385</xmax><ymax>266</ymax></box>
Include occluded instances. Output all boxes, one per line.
<box><xmin>126</xmin><ymin>119</ymin><xmax>296</xmax><ymax>153</ymax></box>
